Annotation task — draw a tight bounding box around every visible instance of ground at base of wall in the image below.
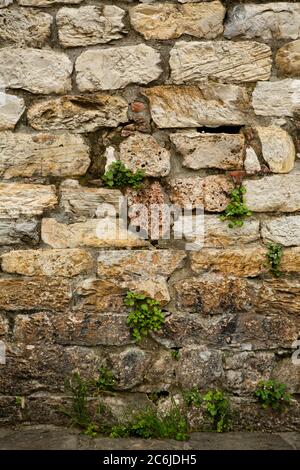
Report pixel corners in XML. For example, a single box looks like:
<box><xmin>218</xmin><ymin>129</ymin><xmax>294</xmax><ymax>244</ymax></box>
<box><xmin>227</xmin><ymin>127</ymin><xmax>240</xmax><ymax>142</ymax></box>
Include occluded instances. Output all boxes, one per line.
<box><xmin>0</xmin><ymin>426</ymin><xmax>299</xmax><ymax>451</ymax></box>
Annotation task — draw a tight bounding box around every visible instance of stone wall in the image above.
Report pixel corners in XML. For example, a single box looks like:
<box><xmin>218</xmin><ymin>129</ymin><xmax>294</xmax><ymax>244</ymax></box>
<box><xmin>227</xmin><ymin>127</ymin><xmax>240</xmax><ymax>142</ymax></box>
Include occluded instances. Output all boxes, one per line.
<box><xmin>0</xmin><ymin>0</ymin><xmax>300</xmax><ymax>431</ymax></box>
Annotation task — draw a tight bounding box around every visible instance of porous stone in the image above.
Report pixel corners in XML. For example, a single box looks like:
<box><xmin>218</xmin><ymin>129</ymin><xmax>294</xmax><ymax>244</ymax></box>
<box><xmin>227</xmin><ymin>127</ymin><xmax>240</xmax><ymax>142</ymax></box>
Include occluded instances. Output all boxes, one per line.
<box><xmin>0</xmin><ymin>183</ymin><xmax>57</xmax><ymax>217</ymax></box>
<box><xmin>272</xmin><ymin>358</ymin><xmax>300</xmax><ymax>394</ymax></box>
<box><xmin>170</xmin><ymin>41</ymin><xmax>272</xmax><ymax>84</ymax></box>
<box><xmin>107</xmin><ymin>348</ymin><xmax>152</xmax><ymax>390</ymax></box>
<box><xmin>119</xmin><ymin>132</ymin><xmax>171</xmax><ymax>177</ymax></box>
<box><xmin>41</xmin><ymin>218</ymin><xmax>149</xmax><ymax>249</ymax></box>
<box><xmin>261</xmin><ymin>216</ymin><xmax>300</xmax><ymax>246</ymax></box>
<box><xmin>281</xmin><ymin>247</ymin><xmax>300</xmax><ymax>274</ymax></box>
<box><xmin>75</xmin><ymin>279</ymin><xmax>126</xmax><ymax>313</ymax></box>
<box><xmin>60</xmin><ymin>179</ymin><xmax>123</xmax><ymax>219</ymax></box>
<box><xmin>97</xmin><ymin>250</ymin><xmax>186</xmax><ymax>278</ymax></box>
<box><xmin>224</xmin><ymin>3</ymin><xmax>300</xmax><ymax>40</ymax></box>
<box><xmin>0</xmin><ymin>278</ymin><xmax>71</xmax><ymax>311</ymax></box>
<box><xmin>55</xmin><ymin>311</ymin><xmax>133</xmax><ymax>347</ymax></box>
<box><xmin>174</xmin><ymin>274</ymin><xmax>248</xmax><ymax>314</ymax></box>
<box><xmin>13</xmin><ymin>313</ymin><xmax>53</xmax><ymax>345</ymax></box>
<box><xmin>0</xmin><ymin>219</ymin><xmax>39</xmax><ymax>246</ymax></box>
<box><xmin>244</xmin><ymin>175</ymin><xmax>300</xmax><ymax>212</ymax></box>
<box><xmin>256</xmin><ymin>126</ymin><xmax>295</xmax><ymax>173</ymax></box>
<box><xmin>129</xmin><ymin>1</ymin><xmax>225</xmax><ymax>40</ymax></box>
<box><xmin>76</xmin><ymin>45</ymin><xmax>162</xmax><ymax>91</ymax></box>
<box><xmin>27</xmin><ymin>95</ymin><xmax>128</xmax><ymax>133</ymax></box>
<box><xmin>1</xmin><ymin>249</ymin><xmax>93</xmax><ymax>277</ymax></box>
<box><xmin>0</xmin><ymin>8</ymin><xmax>52</xmax><ymax>47</ymax></box>
<box><xmin>170</xmin><ymin>132</ymin><xmax>244</xmax><ymax>170</ymax></box>
<box><xmin>252</xmin><ymin>79</ymin><xmax>300</xmax><ymax>117</ymax></box>
<box><xmin>244</xmin><ymin>147</ymin><xmax>261</xmax><ymax>174</ymax></box>
<box><xmin>247</xmin><ymin>278</ymin><xmax>300</xmax><ymax>316</ymax></box>
<box><xmin>190</xmin><ymin>246</ymin><xmax>267</xmax><ymax>277</ymax></box>
<box><xmin>0</xmin><ymin>93</ymin><xmax>25</xmax><ymax>131</ymax></box>
<box><xmin>0</xmin><ymin>0</ymin><xmax>13</xmax><ymax>7</ymax></box>
<box><xmin>57</xmin><ymin>6</ymin><xmax>126</xmax><ymax>48</ymax></box>
<box><xmin>18</xmin><ymin>0</ymin><xmax>83</xmax><ymax>5</ymax></box>
<box><xmin>0</xmin><ymin>48</ymin><xmax>72</xmax><ymax>94</ymax></box>
<box><xmin>169</xmin><ymin>175</ymin><xmax>234</xmax><ymax>212</ymax></box>
<box><xmin>276</xmin><ymin>40</ymin><xmax>300</xmax><ymax>77</ymax></box>
<box><xmin>0</xmin><ymin>132</ymin><xmax>90</xmax><ymax>179</ymax></box>
<box><xmin>143</xmin><ymin>85</ymin><xmax>250</xmax><ymax>128</ymax></box>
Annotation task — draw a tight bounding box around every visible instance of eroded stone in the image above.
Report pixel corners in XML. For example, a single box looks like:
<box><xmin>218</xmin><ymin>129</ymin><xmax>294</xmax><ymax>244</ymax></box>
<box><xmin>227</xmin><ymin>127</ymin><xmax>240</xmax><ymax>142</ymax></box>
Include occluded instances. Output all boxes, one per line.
<box><xmin>252</xmin><ymin>79</ymin><xmax>300</xmax><ymax>117</ymax></box>
<box><xmin>261</xmin><ymin>216</ymin><xmax>300</xmax><ymax>246</ymax></box>
<box><xmin>0</xmin><ymin>183</ymin><xmax>57</xmax><ymax>217</ymax></box>
<box><xmin>276</xmin><ymin>40</ymin><xmax>300</xmax><ymax>76</ymax></box>
<box><xmin>256</xmin><ymin>126</ymin><xmax>295</xmax><ymax>173</ymax></box>
<box><xmin>0</xmin><ymin>219</ymin><xmax>39</xmax><ymax>246</ymax></box>
<box><xmin>0</xmin><ymin>93</ymin><xmax>25</xmax><ymax>131</ymax></box>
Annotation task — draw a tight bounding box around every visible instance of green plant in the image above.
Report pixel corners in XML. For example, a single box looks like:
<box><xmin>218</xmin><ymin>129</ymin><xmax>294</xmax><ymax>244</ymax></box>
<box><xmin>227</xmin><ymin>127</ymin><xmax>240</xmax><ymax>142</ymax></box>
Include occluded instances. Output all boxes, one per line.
<box><xmin>15</xmin><ymin>396</ymin><xmax>23</xmax><ymax>408</ymax></box>
<box><xmin>110</xmin><ymin>398</ymin><xmax>189</xmax><ymax>441</ymax></box>
<box><xmin>184</xmin><ymin>387</ymin><xmax>202</xmax><ymax>408</ymax></box>
<box><xmin>95</xmin><ymin>367</ymin><xmax>116</xmax><ymax>392</ymax></box>
<box><xmin>102</xmin><ymin>160</ymin><xmax>145</xmax><ymax>189</ymax></box>
<box><xmin>171</xmin><ymin>349</ymin><xmax>180</xmax><ymax>361</ymax></box>
<box><xmin>203</xmin><ymin>390</ymin><xmax>231</xmax><ymax>432</ymax></box>
<box><xmin>125</xmin><ymin>291</ymin><xmax>165</xmax><ymax>342</ymax></box>
<box><xmin>63</xmin><ymin>372</ymin><xmax>92</xmax><ymax>430</ymax></box>
<box><xmin>265</xmin><ymin>243</ymin><xmax>283</xmax><ymax>277</ymax></box>
<box><xmin>254</xmin><ymin>380</ymin><xmax>291</xmax><ymax>410</ymax></box>
<box><xmin>220</xmin><ymin>186</ymin><xmax>252</xmax><ymax>228</ymax></box>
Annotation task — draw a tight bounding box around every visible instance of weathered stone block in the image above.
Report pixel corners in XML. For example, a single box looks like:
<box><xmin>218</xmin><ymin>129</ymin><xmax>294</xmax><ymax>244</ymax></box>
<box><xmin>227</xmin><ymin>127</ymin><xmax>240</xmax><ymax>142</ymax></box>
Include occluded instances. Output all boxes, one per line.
<box><xmin>272</xmin><ymin>357</ymin><xmax>300</xmax><ymax>394</ymax></box>
<box><xmin>276</xmin><ymin>40</ymin><xmax>300</xmax><ymax>77</ymax></box>
<box><xmin>244</xmin><ymin>175</ymin><xmax>300</xmax><ymax>212</ymax></box>
<box><xmin>1</xmin><ymin>249</ymin><xmax>93</xmax><ymax>277</ymax></box>
<box><xmin>248</xmin><ymin>278</ymin><xmax>300</xmax><ymax>316</ymax></box>
<box><xmin>60</xmin><ymin>180</ymin><xmax>122</xmax><ymax>219</ymax></box>
<box><xmin>252</xmin><ymin>79</ymin><xmax>300</xmax><ymax>117</ymax></box>
<box><xmin>107</xmin><ymin>348</ymin><xmax>151</xmax><ymax>390</ymax></box>
<box><xmin>0</xmin><ymin>219</ymin><xmax>39</xmax><ymax>246</ymax></box>
<box><xmin>119</xmin><ymin>132</ymin><xmax>171</xmax><ymax>177</ymax></box>
<box><xmin>18</xmin><ymin>0</ymin><xmax>83</xmax><ymax>5</ymax></box>
<box><xmin>27</xmin><ymin>95</ymin><xmax>128</xmax><ymax>133</ymax></box>
<box><xmin>0</xmin><ymin>93</ymin><xmax>25</xmax><ymax>131</ymax></box>
<box><xmin>256</xmin><ymin>126</ymin><xmax>295</xmax><ymax>173</ymax></box>
<box><xmin>0</xmin><ymin>7</ymin><xmax>52</xmax><ymax>47</ymax></box>
<box><xmin>129</xmin><ymin>1</ymin><xmax>225</xmax><ymax>40</ymax></box>
<box><xmin>0</xmin><ymin>183</ymin><xmax>57</xmax><ymax>218</ymax></box>
<box><xmin>76</xmin><ymin>45</ymin><xmax>162</xmax><ymax>91</ymax></box>
<box><xmin>225</xmin><ymin>3</ymin><xmax>300</xmax><ymax>40</ymax></box>
<box><xmin>170</xmin><ymin>132</ymin><xmax>244</xmax><ymax>170</ymax></box>
<box><xmin>57</xmin><ymin>6</ymin><xmax>126</xmax><ymax>47</ymax></box>
<box><xmin>13</xmin><ymin>312</ymin><xmax>53</xmax><ymax>344</ymax></box>
<box><xmin>143</xmin><ymin>85</ymin><xmax>250</xmax><ymax>128</ymax></box>
<box><xmin>0</xmin><ymin>132</ymin><xmax>90</xmax><ymax>178</ymax></box>
<box><xmin>0</xmin><ymin>48</ymin><xmax>72</xmax><ymax>94</ymax></box>
<box><xmin>41</xmin><ymin>218</ymin><xmax>148</xmax><ymax>249</ymax></box>
<box><xmin>261</xmin><ymin>216</ymin><xmax>300</xmax><ymax>246</ymax></box>
<box><xmin>170</xmin><ymin>41</ymin><xmax>272</xmax><ymax>84</ymax></box>
<box><xmin>0</xmin><ymin>278</ymin><xmax>71</xmax><ymax>311</ymax></box>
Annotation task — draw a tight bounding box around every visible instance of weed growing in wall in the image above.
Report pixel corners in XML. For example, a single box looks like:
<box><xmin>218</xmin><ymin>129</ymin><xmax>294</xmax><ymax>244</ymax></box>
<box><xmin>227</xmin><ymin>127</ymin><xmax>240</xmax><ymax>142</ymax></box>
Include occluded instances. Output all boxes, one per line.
<box><xmin>265</xmin><ymin>243</ymin><xmax>283</xmax><ymax>277</ymax></box>
<box><xmin>184</xmin><ymin>387</ymin><xmax>202</xmax><ymax>408</ymax></box>
<box><xmin>95</xmin><ymin>367</ymin><xmax>116</xmax><ymax>392</ymax></box>
<box><xmin>102</xmin><ymin>160</ymin><xmax>145</xmax><ymax>189</ymax></box>
<box><xmin>202</xmin><ymin>390</ymin><xmax>231</xmax><ymax>433</ymax></box>
<box><xmin>220</xmin><ymin>186</ymin><xmax>252</xmax><ymax>228</ymax></box>
<box><xmin>125</xmin><ymin>291</ymin><xmax>165</xmax><ymax>342</ymax></box>
<box><xmin>254</xmin><ymin>380</ymin><xmax>291</xmax><ymax>411</ymax></box>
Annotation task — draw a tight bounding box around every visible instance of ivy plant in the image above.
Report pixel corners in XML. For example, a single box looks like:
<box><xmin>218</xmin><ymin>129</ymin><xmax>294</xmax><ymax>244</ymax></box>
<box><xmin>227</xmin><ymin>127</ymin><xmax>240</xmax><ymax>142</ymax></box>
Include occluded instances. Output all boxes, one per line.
<box><xmin>102</xmin><ymin>160</ymin><xmax>145</xmax><ymax>189</ymax></box>
<box><xmin>265</xmin><ymin>243</ymin><xmax>283</xmax><ymax>278</ymax></box>
<box><xmin>203</xmin><ymin>390</ymin><xmax>231</xmax><ymax>433</ymax></box>
<box><xmin>254</xmin><ymin>380</ymin><xmax>291</xmax><ymax>411</ymax></box>
<box><xmin>220</xmin><ymin>186</ymin><xmax>252</xmax><ymax>228</ymax></box>
<box><xmin>124</xmin><ymin>291</ymin><xmax>165</xmax><ymax>342</ymax></box>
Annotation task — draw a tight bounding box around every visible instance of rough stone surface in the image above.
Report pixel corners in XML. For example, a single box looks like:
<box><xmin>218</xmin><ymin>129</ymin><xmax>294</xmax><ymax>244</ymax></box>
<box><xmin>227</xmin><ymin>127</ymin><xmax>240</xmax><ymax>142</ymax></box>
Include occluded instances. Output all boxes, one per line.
<box><xmin>0</xmin><ymin>48</ymin><xmax>72</xmax><ymax>94</ymax></box>
<box><xmin>76</xmin><ymin>45</ymin><xmax>162</xmax><ymax>91</ymax></box>
<box><xmin>119</xmin><ymin>132</ymin><xmax>171</xmax><ymax>177</ymax></box>
<box><xmin>0</xmin><ymin>278</ymin><xmax>71</xmax><ymax>311</ymax></box>
<box><xmin>0</xmin><ymin>183</ymin><xmax>57</xmax><ymax>217</ymax></box>
<box><xmin>252</xmin><ymin>79</ymin><xmax>300</xmax><ymax>117</ymax></box>
<box><xmin>0</xmin><ymin>93</ymin><xmax>25</xmax><ymax>131</ymax></box>
<box><xmin>27</xmin><ymin>95</ymin><xmax>128</xmax><ymax>133</ymax></box>
<box><xmin>0</xmin><ymin>8</ymin><xmax>52</xmax><ymax>47</ymax></box>
<box><xmin>0</xmin><ymin>219</ymin><xmax>39</xmax><ymax>246</ymax></box>
<box><xmin>129</xmin><ymin>1</ymin><xmax>225</xmax><ymax>40</ymax></box>
<box><xmin>190</xmin><ymin>246</ymin><xmax>267</xmax><ymax>277</ymax></box>
<box><xmin>170</xmin><ymin>132</ymin><xmax>244</xmax><ymax>170</ymax></box>
<box><xmin>143</xmin><ymin>85</ymin><xmax>250</xmax><ymax>128</ymax></box>
<box><xmin>261</xmin><ymin>216</ymin><xmax>300</xmax><ymax>246</ymax></box>
<box><xmin>256</xmin><ymin>126</ymin><xmax>295</xmax><ymax>173</ymax></box>
<box><xmin>244</xmin><ymin>147</ymin><xmax>261</xmax><ymax>174</ymax></box>
<box><xmin>41</xmin><ymin>218</ymin><xmax>149</xmax><ymax>249</ymax></box>
<box><xmin>0</xmin><ymin>132</ymin><xmax>90</xmax><ymax>178</ymax></box>
<box><xmin>18</xmin><ymin>0</ymin><xmax>83</xmax><ymax>4</ymax></box>
<box><xmin>57</xmin><ymin>6</ymin><xmax>126</xmax><ymax>48</ymax></box>
<box><xmin>170</xmin><ymin>41</ymin><xmax>272</xmax><ymax>84</ymax></box>
<box><xmin>276</xmin><ymin>40</ymin><xmax>300</xmax><ymax>77</ymax></box>
<box><xmin>247</xmin><ymin>278</ymin><xmax>300</xmax><ymax>316</ymax></box>
<box><xmin>60</xmin><ymin>179</ymin><xmax>122</xmax><ymax>219</ymax></box>
<box><xmin>1</xmin><ymin>249</ymin><xmax>93</xmax><ymax>277</ymax></box>
<box><xmin>244</xmin><ymin>175</ymin><xmax>300</xmax><ymax>212</ymax></box>
<box><xmin>224</xmin><ymin>3</ymin><xmax>300</xmax><ymax>40</ymax></box>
